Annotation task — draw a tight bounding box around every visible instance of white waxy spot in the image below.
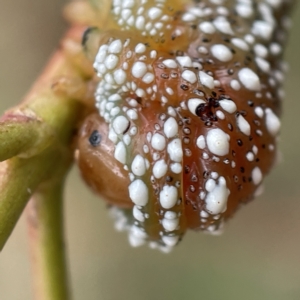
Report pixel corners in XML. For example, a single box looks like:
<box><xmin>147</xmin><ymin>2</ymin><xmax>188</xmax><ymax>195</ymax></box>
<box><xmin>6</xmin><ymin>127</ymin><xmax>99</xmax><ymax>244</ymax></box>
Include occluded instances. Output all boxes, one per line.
<box><xmin>255</xmin><ymin>107</ymin><xmax>264</xmax><ymax>118</ymax></box>
<box><xmin>167</xmin><ymin>139</ymin><xmax>183</xmax><ymax>162</ymax></box>
<box><xmin>230</xmin><ymin>80</ymin><xmax>241</xmax><ymax>91</ymax></box>
<box><xmin>231</xmin><ymin>38</ymin><xmax>249</xmax><ymax>51</ymax></box>
<box><xmin>151</xmin><ymin>133</ymin><xmax>166</xmax><ymax>151</ymax></box>
<box><xmin>254</xmin><ymin>44</ymin><xmax>268</xmax><ymax>58</ymax></box>
<box><xmin>150</xmin><ymin>50</ymin><xmax>157</xmax><ymax>59</ymax></box>
<box><xmin>164</xmin><ymin>117</ymin><xmax>178</xmax><ymax>138</ymax></box>
<box><xmin>255</xmin><ymin>57</ymin><xmax>270</xmax><ymax>73</ymax></box>
<box><xmin>182</xmin><ymin>12</ymin><xmax>196</xmax><ymax>22</ymax></box>
<box><xmin>246</xmin><ymin>152</ymin><xmax>254</xmax><ymax>161</ymax></box>
<box><xmin>148</xmin><ymin>7</ymin><xmax>162</xmax><ymax>20</ymax></box>
<box><xmin>127</xmin><ymin>109</ymin><xmax>138</xmax><ymax>120</ymax></box>
<box><xmin>166</xmin><ymin>87</ymin><xmax>174</xmax><ymax>95</ymax></box>
<box><xmin>199</xmin><ymin>71</ymin><xmax>214</xmax><ymax>89</ymax></box>
<box><xmin>176</xmin><ymin>56</ymin><xmax>192</xmax><ymax>67</ymax></box>
<box><xmin>131</xmin><ymin>154</ymin><xmax>146</xmax><ymax>176</ymax></box>
<box><xmin>123</xmin><ymin>133</ymin><xmax>131</xmax><ymax>145</ymax></box>
<box><xmin>211</xmin><ymin>172</ymin><xmax>218</xmax><ymax>179</ymax></box>
<box><xmin>211</xmin><ymin>44</ymin><xmax>233</xmax><ymax>62</ymax></box>
<box><xmin>128</xmin><ymin>179</ymin><xmax>149</xmax><ymax>206</ymax></box>
<box><xmin>132</xmin><ymin>62</ymin><xmax>147</xmax><ymax>78</ymax></box>
<box><xmin>238</xmin><ymin>68</ymin><xmax>261</xmax><ymax>91</ymax></box>
<box><xmin>104</xmin><ymin>54</ymin><xmax>119</xmax><ymax>70</ymax></box>
<box><xmin>108</xmin><ymin>39</ymin><xmax>123</xmax><ymax>54</ymax></box>
<box><xmin>219</xmin><ymin>99</ymin><xmax>237</xmax><ymax>114</ymax></box>
<box><xmin>199</xmin><ymin>21</ymin><xmax>215</xmax><ymax>34</ymax></box>
<box><xmin>270</xmin><ymin>43</ymin><xmax>281</xmax><ymax>55</ymax></box>
<box><xmin>216</xmin><ymin>110</ymin><xmax>225</xmax><ymax>120</ymax></box>
<box><xmin>205</xmin><ymin>179</ymin><xmax>216</xmax><ymax>192</ymax></box>
<box><xmin>200</xmin><ymin>210</ymin><xmax>209</xmax><ymax>218</ymax></box>
<box><xmin>252</xmin><ymin>145</ymin><xmax>258</xmax><ymax>155</ymax></box>
<box><xmin>136</xmin><ymin>16</ymin><xmax>145</xmax><ymax>30</ymax></box>
<box><xmin>135</xmin><ymin>43</ymin><xmax>146</xmax><ymax>53</ymax></box>
<box><xmin>133</xmin><ymin>205</ymin><xmax>145</xmax><ymax>222</ymax></box>
<box><xmin>114</xmin><ymin>141</ymin><xmax>127</xmax><ymax>164</ymax></box>
<box><xmin>236</xmin><ymin>3</ymin><xmax>253</xmax><ymax>18</ymax></box>
<box><xmin>265</xmin><ymin>108</ymin><xmax>281</xmax><ymax>136</ymax></box>
<box><xmin>153</xmin><ymin>159</ymin><xmax>168</xmax><ymax>179</ymax></box>
<box><xmin>206</xmin><ymin>128</ymin><xmax>230</xmax><ymax>156</ymax></box>
<box><xmin>213</xmin><ymin>16</ymin><xmax>234</xmax><ymax>35</ymax></box>
<box><xmin>252</xmin><ymin>20</ymin><xmax>273</xmax><ymax>40</ymax></box>
<box><xmin>196</xmin><ymin>135</ymin><xmax>206</xmax><ymax>149</ymax></box>
<box><xmin>237</xmin><ymin>115</ymin><xmax>251</xmax><ymax>136</ymax></box>
<box><xmin>113</xmin><ymin>116</ymin><xmax>130</xmax><ymax>134</ymax></box>
<box><xmin>167</xmin><ymin>106</ymin><xmax>177</xmax><ymax>117</ymax></box>
<box><xmin>170</xmin><ymin>163</ymin><xmax>182</xmax><ymax>174</ymax></box>
<box><xmin>162</xmin><ymin>218</ymin><xmax>179</xmax><ymax>232</ymax></box>
<box><xmin>182</xmin><ymin>70</ymin><xmax>197</xmax><ymax>84</ymax></box>
<box><xmin>188</xmin><ymin>98</ymin><xmax>206</xmax><ymax>115</ymax></box>
<box><xmin>252</xmin><ymin>167</ymin><xmax>263</xmax><ymax>185</ymax></box>
<box><xmin>162</xmin><ymin>235</ymin><xmax>179</xmax><ymax>247</ymax></box>
<box><xmin>205</xmin><ymin>176</ymin><xmax>229</xmax><ymax>214</ymax></box>
<box><xmin>128</xmin><ymin>225</ymin><xmax>147</xmax><ymax>247</ymax></box>
<box><xmin>142</xmin><ymin>72</ymin><xmax>155</xmax><ymax>84</ymax></box>
<box><xmin>159</xmin><ymin>185</ymin><xmax>178</xmax><ymax>209</ymax></box>
<box><xmin>108</xmin><ymin>127</ymin><xmax>118</xmax><ymax>144</ymax></box>
<box><xmin>163</xmin><ymin>59</ymin><xmax>178</xmax><ymax>68</ymax></box>
<box><xmin>114</xmin><ymin>69</ymin><xmax>127</xmax><ymax>85</ymax></box>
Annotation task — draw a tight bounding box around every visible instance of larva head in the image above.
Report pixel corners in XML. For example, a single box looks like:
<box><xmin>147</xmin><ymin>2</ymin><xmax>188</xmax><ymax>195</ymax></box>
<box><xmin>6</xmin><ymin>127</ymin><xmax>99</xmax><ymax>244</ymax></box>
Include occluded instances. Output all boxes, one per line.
<box><xmin>76</xmin><ymin>113</ymin><xmax>132</xmax><ymax>208</ymax></box>
<box><xmin>76</xmin><ymin>0</ymin><xmax>292</xmax><ymax>251</ymax></box>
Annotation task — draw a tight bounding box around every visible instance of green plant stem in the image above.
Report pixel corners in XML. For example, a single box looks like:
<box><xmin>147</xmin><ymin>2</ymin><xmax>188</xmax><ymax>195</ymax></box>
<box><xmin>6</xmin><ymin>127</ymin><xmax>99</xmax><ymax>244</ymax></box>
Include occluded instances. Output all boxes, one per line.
<box><xmin>27</xmin><ymin>180</ymin><xmax>70</xmax><ymax>300</ymax></box>
<box><xmin>0</xmin><ymin>34</ymin><xmax>88</xmax><ymax>250</ymax></box>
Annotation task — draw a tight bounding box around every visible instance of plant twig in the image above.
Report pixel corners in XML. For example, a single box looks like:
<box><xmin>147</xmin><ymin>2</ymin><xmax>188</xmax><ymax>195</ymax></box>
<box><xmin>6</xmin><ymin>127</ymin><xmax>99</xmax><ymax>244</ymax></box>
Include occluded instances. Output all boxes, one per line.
<box><xmin>26</xmin><ymin>179</ymin><xmax>70</xmax><ymax>300</ymax></box>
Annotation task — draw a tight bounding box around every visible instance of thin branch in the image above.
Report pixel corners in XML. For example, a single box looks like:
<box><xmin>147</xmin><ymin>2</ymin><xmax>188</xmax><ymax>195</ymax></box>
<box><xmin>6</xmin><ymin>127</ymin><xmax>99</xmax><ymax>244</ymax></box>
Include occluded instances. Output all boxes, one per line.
<box><xmin>27</xmin><ymin>179</ymin><xmax>70</xmax><ymax>300</ymax></box>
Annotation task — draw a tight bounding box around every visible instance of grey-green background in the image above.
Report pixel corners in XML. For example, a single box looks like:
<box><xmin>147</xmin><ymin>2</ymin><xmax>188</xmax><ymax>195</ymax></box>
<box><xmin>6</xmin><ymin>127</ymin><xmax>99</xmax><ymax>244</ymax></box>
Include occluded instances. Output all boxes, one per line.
<box><xmin>1</xmin><ymin>1</ymin><xmax>300</xmax><ymax>299</ymax></box>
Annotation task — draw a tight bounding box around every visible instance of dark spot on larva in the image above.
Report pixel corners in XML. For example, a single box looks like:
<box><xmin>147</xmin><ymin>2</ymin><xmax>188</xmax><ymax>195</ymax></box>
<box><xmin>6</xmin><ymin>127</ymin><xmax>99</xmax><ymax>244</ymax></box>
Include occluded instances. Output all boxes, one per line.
<box><xmin>171</xmin><ymin>72</ymin><xmax>178</xmax><ymax>78</ymax></box>
<box><xmin>227</xmin><ymin>69</ymin><xmax>234</xmax><ymax>75</ymax></box>
<box><xmin>180</xmin><ymin>84</ymin><xmax>189</xmax><ymax>91</ymax></box>
<box><xmin>228</xmin><ymin>123</ymin><xmax>233</xmax><ymax>131</ymax></box>
<box><xmin>89</xmin><ymin>130</ymin><xmax>102</xmax><ymax>147</ymax></box>
<box><xmin>185</xmin><ymin>165</ymin><xmax>191</xmax><ymax>174</ymax></box>
<box><xmin>234</xmin><ymin>175</ymin><xmax>239</xmax><ymax>183</ymax></box>
<box><xmin>191</xmin><ymin>174</ymin><xmax>198</xmax><ymax>182</ymax></box>
<box><xmin>240</xmin><ymin>167</ymin><xmax>245</xmax><ymax>173</ymax></box>
<box><xmin>166</xmin><ymin>176</ymin><xmax>173</xmax><ymax>182</ymax></box>
<box><xmin>203</xmin><ymin>171</ymin><xmax>209</xmax><ymax>179</ymax></box>
<box><xmin>161</xmin><ymin>73</ymin><xmax>169</xmax><ymax>79</ymax></box>
<box><xmin>238</xmin><ymin>184</ymin><xmax>243</xmax><ymax>191</ymax></box>
<box><xmin>193</xmin><ymin>89</ymin><xmax>204</xmax><ymax>97</ymax></box>
<box><xmin>237</xmin><ymin>139</ymin><xmax>243</xmax><ymax>146</ymax></box>
<box><xmin>232</xmin><ymin>150</ymin><xmax>236</xmax><ymax>157</ymax></box>
<box><xmin>248</xmin><ymin>100</ymin><xmax>254</xmax><ymax>107</ymax></box>
<box><xmin>183</xmin><ymin>117</ymin><xmax>191</xmax><ymax>124</ymax></box>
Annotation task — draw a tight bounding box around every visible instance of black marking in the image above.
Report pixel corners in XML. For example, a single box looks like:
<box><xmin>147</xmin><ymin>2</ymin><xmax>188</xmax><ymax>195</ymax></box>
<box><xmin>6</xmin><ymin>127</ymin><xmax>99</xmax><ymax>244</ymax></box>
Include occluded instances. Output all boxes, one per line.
<box><xmin>89</xmin><ymin>130</ymin><xmax>102</xmax><ymax>147</ymax></box>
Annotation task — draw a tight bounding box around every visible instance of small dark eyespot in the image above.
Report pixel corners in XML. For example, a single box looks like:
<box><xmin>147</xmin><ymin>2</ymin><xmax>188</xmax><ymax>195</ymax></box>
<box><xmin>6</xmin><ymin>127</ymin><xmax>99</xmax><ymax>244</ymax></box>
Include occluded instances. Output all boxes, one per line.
<box><xmin>89</xmin><ymin>130</ymin><xmax>102</xmax><ymax>147</ymax></box>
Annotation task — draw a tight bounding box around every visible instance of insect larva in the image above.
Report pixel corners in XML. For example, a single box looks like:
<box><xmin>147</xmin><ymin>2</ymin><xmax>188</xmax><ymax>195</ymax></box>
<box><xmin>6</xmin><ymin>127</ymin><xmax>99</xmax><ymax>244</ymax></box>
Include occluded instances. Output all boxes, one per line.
<box><xmin>76</xmin><ymin>0</ymin><xmax>293</xmax><ymax>252</ymax></box>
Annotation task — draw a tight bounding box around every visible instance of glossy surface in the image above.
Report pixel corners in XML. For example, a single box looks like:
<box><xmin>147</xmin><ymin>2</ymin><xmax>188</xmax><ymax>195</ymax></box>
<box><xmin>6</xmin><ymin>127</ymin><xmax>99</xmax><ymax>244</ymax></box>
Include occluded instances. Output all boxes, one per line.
<box><xmin>76</xmin><ymin>0</ymin><xmax>293</xmax><ymax>250</ymax></box>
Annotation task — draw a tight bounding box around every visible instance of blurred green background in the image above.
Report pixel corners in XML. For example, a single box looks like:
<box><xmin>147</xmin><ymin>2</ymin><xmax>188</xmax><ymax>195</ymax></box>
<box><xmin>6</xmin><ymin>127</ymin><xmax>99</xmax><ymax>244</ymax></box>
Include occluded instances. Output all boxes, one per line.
<box><xmin>1</xmin><ymin>1</ymin><xmax>300</xmax><ymax>300</ymax></box>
